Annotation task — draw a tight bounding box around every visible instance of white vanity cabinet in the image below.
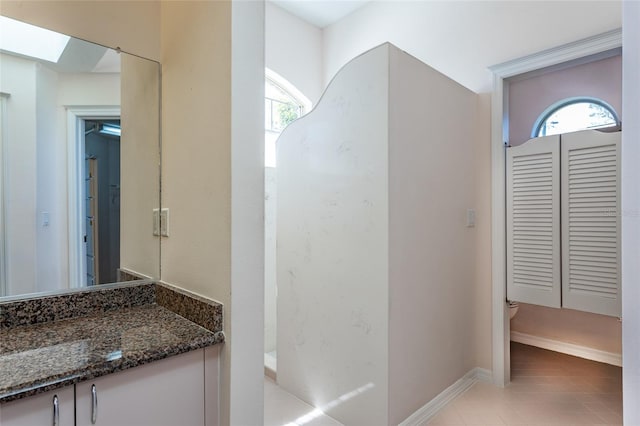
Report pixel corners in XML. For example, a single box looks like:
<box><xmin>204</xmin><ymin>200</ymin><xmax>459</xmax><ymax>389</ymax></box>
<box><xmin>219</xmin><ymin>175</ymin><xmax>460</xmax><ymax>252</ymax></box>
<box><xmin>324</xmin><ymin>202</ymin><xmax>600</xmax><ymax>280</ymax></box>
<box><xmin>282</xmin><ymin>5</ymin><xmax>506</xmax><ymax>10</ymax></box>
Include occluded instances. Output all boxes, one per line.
<box><xmin>0</xmin><ymin>386</ymin><xmax>75</xmax><ymax>426</ymax></box>
<box><xmin>1</xmin><ymin>347</ymin><xmax>219</xmax><ymax>426</ymax></box>
<box><xmin>76</xmin><ymin>348</ymin><xmax>219</xmax><ymax>426</ymax></box>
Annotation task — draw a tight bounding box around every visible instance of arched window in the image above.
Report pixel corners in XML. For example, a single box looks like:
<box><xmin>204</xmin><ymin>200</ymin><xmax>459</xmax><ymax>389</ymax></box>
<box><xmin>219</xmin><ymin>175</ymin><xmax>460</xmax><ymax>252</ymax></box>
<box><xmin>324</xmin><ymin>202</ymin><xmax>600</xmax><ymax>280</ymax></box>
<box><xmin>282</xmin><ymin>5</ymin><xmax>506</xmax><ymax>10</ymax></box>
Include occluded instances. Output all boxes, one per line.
<box><xmin>532</xmin><ymin>97</ymin><xmax>620</xmax><ymax>138</ymax></box>
<box><xmin>264</xmin><ymin>70</ymin><xmax>311</xmax><ymax>167</ymax></box>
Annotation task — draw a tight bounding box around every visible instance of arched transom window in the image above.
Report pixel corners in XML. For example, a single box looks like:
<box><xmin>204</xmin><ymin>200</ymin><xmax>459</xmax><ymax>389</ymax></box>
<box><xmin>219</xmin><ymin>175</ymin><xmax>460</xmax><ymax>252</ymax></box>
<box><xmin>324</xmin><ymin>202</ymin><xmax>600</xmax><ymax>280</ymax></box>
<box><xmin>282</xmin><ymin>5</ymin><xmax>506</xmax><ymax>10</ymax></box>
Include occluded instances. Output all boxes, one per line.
<box><xmin>532</xmin><ymin>97</ymin><xmax>620</xmax><ymax>138</ymax></box>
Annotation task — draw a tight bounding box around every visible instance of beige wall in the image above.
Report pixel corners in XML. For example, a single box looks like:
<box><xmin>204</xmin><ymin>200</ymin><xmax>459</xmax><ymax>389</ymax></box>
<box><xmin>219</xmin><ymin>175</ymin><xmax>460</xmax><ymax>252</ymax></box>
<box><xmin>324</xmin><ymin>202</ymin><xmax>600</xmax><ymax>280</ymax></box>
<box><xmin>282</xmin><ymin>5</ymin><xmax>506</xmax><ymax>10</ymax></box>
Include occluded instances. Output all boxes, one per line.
<box><xmin>0</xmin><ymin>0</ymin><xmax>160</xmax><ymax>61</ymax></box>
<box><xmin>160</xmin><ymin>2</ymin><xmax>265</xmax><ymax>424</ymax></box>
<box><xmin>473</xmin><ymin>93</ymin><xmax>493</xmax><ymax>371</ymax></box>
<box><xmin>387</xmin><ymin>47</ymin><xmax>484</xmax><ymax>424</ymax></box>
<box><xmin>160</xmin><ymin>2</ymin><xmax>233</xmax><ymax>423</ymax></box>
<box><xmin>160</xmin><ymin>0</ymin><xmax>231</xmax><ymax>299</ymax></box>
<box><xmin>120</xmin><ymin>54</ymin><xmax>160</xmax><ymax>279</ymax></box>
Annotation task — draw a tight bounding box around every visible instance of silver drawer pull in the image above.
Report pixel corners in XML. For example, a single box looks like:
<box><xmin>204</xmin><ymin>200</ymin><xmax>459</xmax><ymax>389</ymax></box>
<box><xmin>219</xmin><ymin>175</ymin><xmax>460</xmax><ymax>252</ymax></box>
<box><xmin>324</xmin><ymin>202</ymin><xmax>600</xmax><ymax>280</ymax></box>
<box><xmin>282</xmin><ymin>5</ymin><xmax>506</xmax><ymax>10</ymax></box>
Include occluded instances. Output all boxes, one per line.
<box><xmin>91</xmin><ymin>384</ymin><xmax>98</xmax><ymax>424</ymax></box>
<box><xmin>52</xmin><ymin>395</ymin><xmax>59</xmax><ymax>426</ymax></box>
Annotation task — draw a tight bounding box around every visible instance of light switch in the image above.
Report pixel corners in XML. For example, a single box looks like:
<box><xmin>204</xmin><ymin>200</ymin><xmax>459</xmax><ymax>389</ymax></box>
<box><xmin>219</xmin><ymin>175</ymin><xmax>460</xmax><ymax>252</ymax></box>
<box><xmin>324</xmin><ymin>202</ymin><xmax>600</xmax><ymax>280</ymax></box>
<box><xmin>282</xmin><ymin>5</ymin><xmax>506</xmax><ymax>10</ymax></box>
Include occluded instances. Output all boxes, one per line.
<box><xmin>466</xmin><ymin>208</ymin><xmax>476</xmax><ymax>228</ymax></box>
<box><xmin>153</xmin><ymin>208</ymin><xmax>160</xmax><ymax>236</ymax></box>
<box><xmin>160</xmin><ymin>208</ymin><xmax>169</xmax><ymax>237</ymax></box>
<box><xmin>42</xmin><ymin>211</ymin><xmax>50</xmax><ymax>227</ymax></box>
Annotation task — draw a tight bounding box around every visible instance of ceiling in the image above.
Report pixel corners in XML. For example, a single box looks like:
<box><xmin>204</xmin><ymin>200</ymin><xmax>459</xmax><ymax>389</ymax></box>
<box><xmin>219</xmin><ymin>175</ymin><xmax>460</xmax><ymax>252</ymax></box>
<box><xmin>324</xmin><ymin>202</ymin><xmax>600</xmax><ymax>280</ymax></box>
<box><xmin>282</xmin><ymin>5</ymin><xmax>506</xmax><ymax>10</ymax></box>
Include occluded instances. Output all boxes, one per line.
<box><xmin>271</xmin><ymin>0</ymin><xmax>370</xmax><ymax>28</ymax></box>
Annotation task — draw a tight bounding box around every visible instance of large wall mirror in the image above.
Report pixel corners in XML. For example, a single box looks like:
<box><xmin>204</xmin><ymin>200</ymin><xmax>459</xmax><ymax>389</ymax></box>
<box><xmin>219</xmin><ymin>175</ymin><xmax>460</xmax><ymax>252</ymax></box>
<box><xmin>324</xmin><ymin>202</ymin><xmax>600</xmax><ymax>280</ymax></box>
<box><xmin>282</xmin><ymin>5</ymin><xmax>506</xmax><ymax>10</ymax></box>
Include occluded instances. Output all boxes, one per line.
<box><xmin>0</xmin><ymin>16</ymin><xmax>160</xmax><ymax>299</ymax></box>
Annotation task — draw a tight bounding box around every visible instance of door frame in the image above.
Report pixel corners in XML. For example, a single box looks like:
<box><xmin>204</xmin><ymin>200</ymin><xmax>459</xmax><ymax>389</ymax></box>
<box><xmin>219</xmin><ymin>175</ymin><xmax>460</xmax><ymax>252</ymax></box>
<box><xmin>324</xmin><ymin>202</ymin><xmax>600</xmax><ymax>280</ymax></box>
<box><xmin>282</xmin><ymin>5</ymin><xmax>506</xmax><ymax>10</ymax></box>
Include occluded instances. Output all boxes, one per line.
<box><xmin>66</xmin><ymin>106</ymin><xmax>120</xmax><ymax>289</ymax></box>
<box><xmin>488</xmin><ymin>29</ymin><xmax>622</xmax><ymax>387</ymax></box>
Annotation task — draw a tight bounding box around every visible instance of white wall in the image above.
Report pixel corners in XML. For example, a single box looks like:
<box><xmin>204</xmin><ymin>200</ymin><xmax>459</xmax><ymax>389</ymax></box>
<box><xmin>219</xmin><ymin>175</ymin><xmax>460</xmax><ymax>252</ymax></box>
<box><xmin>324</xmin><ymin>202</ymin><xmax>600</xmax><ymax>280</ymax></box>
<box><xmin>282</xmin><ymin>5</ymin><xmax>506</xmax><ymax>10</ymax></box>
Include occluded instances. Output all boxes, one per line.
<box><xmin>622</xmin><ymin>2</ymin><xmax>640</xmax><ymax>424</ymax></box>
<box><xmin>277</xmin><ymin>45</ymin><xmax>390</xmax><ymax>425</ymax></box>
<box><xmin>0</xmin><ymin>55</ymin><xmax>37</xmax><ymax>296</ymax></box>
<box><xmin>229</xmin><ymin>2</ymin><xmax>265</xmax><ymax>425</ymax></box>
<box><xmin>473</xmin><ymin>93</ymin><xmax>493</xmax><ymax>371</ymax></box>
<box><xmin>322</xmin><ymin>1</ymin><xmax>621</xmax><ymax>93</ymax></box>
<box><xmin>387</xmin><ymin>47</ymin><xmax>481</xmax><ymax>424</ymax></box>
<box><xmin>57</xmin><ymin>73</ymin><xmax>120</xmax><ymax>104</ymax></box>
<box><xmin>264</xmin><ymin>166</ymin><xmax>277</xmax><ymax>354</ymax></box>
<box><xmin>35</xmin><ymin>64</ymin><xmax>63</xmax><ymax>293</ymax></box>
<box><xmin>265</xmin><ymin>2</ymin><xmax>323</xmax><ymax>104</ymax></box>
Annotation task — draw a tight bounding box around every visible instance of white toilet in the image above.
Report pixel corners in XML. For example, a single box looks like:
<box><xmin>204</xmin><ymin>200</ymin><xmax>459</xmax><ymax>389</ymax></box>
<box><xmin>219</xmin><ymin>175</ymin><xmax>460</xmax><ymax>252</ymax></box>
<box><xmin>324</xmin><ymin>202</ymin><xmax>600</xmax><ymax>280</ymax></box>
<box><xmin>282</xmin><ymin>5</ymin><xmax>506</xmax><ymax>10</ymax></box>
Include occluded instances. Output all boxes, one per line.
<box><xmin>509</xmin><ymin>301</ymin><xmax>519</xmax><ymax>319</ymax></box>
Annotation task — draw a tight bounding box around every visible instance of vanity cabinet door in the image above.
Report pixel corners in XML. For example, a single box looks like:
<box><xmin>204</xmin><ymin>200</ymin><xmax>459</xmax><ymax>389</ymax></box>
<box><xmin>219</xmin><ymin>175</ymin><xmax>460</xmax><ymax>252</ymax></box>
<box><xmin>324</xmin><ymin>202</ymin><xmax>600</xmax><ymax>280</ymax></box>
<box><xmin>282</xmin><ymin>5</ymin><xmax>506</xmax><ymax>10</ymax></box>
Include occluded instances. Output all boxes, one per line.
<box><xmin>76</xmin><ymin>350</ymin><xmax>205</xmax><ymax>426</ymax></box>
<box><xmin>0</xmin><ymin>386</ymin><xmax>74</xmax><ymax>426</ymax></box>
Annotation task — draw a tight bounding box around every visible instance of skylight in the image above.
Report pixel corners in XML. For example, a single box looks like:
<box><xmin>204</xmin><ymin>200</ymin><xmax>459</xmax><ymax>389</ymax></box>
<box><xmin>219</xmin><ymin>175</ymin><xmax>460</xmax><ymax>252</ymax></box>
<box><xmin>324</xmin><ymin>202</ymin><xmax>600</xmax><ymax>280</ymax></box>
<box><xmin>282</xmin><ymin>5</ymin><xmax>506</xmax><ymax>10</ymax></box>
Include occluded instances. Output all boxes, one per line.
<box><xmin>0</xmin><ymin>16</ymin><xmax>70</xmax><ymax>63</ymax></box>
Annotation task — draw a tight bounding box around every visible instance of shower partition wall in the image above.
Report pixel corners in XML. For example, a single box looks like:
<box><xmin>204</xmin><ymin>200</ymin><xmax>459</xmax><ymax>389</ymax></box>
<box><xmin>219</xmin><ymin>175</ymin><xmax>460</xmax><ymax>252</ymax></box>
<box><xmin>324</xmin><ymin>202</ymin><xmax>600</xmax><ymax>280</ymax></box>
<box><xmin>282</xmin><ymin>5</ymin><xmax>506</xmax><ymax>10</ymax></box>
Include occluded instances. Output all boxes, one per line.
<box><xmin>276</xmin><ymin>43</ymin><xmax>484</xmax><ymax>425</ymax></box>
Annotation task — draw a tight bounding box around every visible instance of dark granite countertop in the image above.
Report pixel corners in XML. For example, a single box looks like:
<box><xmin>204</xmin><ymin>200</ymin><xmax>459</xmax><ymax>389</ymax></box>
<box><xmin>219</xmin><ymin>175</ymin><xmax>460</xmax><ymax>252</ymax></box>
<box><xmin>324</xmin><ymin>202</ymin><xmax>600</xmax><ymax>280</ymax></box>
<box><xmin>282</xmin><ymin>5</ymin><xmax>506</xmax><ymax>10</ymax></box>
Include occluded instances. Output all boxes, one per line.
<box><xmin>0</xmin><ymin>283</ymin><xmax>224</xmax><ymax>403</ymax></box>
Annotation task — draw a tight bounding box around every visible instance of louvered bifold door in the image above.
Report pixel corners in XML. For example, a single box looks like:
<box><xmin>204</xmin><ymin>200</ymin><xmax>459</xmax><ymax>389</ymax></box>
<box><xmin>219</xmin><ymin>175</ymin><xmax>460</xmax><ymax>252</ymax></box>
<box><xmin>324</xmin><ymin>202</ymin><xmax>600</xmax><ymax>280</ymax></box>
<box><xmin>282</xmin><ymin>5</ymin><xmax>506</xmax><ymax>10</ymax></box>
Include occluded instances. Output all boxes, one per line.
<box><xmin>561</xmin><ymin>130</ymin><xmax>621</xmax><ymax>317</ymax></box>
<box><xmin>507</xmin><ymin>135</ymin><xmax>561</xmax><ymax>308</ymax></box>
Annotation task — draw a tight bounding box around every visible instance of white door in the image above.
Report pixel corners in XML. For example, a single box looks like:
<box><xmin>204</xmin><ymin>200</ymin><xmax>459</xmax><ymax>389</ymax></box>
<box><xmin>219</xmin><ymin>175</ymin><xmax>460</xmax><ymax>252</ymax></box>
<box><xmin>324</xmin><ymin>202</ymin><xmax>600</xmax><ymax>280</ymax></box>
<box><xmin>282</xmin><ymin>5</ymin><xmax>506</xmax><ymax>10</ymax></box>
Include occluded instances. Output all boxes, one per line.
<box><xmin>561</xmin><ymin>130</ymin><xmax>621</xmax><ymax>317</ymax></box>
<box><xmin>507</xmin><ymin>135</ymin><xmax>561</xmax><ymax>307</ymax></box>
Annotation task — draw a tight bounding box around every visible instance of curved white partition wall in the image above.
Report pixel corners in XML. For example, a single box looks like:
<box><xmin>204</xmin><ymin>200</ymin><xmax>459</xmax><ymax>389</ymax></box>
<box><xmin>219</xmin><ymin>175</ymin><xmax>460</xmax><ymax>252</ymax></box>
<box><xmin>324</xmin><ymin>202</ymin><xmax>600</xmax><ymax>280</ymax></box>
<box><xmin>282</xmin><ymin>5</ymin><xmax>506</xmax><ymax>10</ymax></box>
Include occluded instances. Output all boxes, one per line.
<box><xmin>276</xmin><ymin>43</ymin><xmax>484</xmax><ymax>425</ymax></box>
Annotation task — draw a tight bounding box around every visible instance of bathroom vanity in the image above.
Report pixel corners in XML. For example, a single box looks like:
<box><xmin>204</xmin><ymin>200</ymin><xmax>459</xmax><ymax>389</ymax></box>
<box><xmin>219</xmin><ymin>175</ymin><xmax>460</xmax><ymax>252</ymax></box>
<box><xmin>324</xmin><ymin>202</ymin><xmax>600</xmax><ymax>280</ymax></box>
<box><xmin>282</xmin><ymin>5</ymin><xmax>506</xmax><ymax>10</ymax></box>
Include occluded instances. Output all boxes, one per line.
<box><xmin>0</xmin><ymin>282</ymin><xmax>224</xmax><ymax>426</ymax></box>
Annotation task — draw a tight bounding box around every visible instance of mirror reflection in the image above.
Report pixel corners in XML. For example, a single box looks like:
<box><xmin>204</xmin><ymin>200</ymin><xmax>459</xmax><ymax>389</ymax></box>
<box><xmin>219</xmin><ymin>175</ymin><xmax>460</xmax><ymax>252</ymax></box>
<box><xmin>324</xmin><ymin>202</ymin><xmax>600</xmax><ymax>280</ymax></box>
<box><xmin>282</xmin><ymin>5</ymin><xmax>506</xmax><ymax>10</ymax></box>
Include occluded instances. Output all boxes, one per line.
<box><xmin>0</xmin><ymin>16</ymin><xmax>160</xmax><ymax>298</ymax></box>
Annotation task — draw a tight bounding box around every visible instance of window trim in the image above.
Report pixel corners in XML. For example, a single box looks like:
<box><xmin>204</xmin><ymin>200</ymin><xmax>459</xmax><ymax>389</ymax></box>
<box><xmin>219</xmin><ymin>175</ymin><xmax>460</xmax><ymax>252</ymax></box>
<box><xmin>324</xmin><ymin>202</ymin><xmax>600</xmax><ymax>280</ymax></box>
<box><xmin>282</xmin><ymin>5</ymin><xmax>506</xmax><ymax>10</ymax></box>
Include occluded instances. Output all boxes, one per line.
<box><xmin>531</xmin><ymin>96</ymin><xmax>620</xmax><ymax>138</ymax></box>
<box><xmin>265</xmin><ymin>68</ymin><xmax>312</xmax><ymax>113</ymax></box>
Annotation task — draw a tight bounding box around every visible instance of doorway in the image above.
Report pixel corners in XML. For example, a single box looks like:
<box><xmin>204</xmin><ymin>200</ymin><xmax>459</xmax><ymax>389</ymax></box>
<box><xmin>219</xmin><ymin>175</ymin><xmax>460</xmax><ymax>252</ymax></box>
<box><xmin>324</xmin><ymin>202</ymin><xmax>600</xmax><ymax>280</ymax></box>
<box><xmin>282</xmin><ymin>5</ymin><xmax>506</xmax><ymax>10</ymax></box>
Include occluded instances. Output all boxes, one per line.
<box><xmin>66</xmin><ymin>107</ymin><xmax>120</xmax><ymax>289</ymax></box>
<box><xmin>489</xmin><ymin>30</ymin><xmax>623</xmax><ymax>386</ymax></box>
<box><xmin>84</xmin><ymin>120</ymin><xmax>121</xmax><ymax>285</ymax></box>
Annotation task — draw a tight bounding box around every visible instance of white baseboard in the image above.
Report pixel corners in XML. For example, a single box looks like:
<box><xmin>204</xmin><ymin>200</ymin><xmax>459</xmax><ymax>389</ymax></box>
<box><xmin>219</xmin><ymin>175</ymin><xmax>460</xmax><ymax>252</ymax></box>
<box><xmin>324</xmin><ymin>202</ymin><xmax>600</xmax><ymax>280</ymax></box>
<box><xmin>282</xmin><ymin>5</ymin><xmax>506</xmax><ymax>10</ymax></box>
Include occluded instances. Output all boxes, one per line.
<box><xmin>510</xmin><ymin>331</ymin><xmax>622</xmax><ymax>367</ymax></box>
<box><xmin>264</xmin><ymin>352</ymin><xmax>277</xmax><ymax>381</ymax></box>
<box><xmin>399</xmin><ymin>367</ymin><xmax>493</xmax><ymax>426</ymax></box>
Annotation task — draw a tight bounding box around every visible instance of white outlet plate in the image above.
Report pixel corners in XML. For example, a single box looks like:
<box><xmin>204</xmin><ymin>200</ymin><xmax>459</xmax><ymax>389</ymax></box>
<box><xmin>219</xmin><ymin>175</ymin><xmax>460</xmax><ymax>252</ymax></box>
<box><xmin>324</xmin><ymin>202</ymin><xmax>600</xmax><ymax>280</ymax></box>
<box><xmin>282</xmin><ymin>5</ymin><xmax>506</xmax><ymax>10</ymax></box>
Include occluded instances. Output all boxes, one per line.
<box><xmin>160</xmin><ymin>208</ymin><xmax>169</xmax><ymax>237</ymax></box>
<box><xmin>466</xmin><ymin>208</ymin><xmax>476</xmax><ymax>228</ymax></box>
<box><xmin>153</xmin><ymin>208</ymin><xmax>160</xmax><ymax>236</ymax></box>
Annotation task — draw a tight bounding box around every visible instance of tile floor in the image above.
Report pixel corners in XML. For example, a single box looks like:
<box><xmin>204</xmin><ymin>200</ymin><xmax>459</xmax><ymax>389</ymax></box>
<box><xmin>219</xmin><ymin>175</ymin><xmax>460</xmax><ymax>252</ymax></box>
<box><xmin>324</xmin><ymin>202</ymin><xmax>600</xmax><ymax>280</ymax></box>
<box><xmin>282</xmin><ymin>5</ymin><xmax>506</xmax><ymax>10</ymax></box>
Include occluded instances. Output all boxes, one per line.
<box><xmin>264</xmin><ymin>376</ymin><xmax>343</xmax><ymax>426</ymax></box>
<box><xmin>264</xmin><ymin>342</ymin><xmax>622</xmax><ymax>426</ymax></box>
<box><xmin>427</xmin><ymin>342</ymin><xmax>622</xmax><ymax>426</ymax></box>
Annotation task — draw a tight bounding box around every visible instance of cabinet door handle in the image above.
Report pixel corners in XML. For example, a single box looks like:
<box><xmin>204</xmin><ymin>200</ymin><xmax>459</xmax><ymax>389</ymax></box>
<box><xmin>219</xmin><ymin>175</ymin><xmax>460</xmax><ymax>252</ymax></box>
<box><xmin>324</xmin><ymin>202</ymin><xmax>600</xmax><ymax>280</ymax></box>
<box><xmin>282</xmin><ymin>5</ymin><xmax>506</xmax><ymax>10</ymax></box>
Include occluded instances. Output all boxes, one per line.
<box><xmin>52</xmin><ymin>395</ymin><xmax>59</xmax><ymax>426</ymax></box>
<box><xmin>91</xmin><ymin>384</ymin><xmax>98</xmax><ymax>424</ymax></box>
